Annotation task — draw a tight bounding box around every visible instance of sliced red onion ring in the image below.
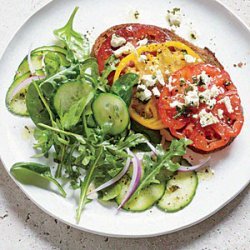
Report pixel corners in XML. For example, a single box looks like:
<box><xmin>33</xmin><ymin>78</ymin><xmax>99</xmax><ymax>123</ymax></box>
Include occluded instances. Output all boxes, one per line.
<box><xmin>28</xmin><ymin>44</ymin><xmax>36</xmax><ymax>75</ymax></box>
<box><xmin>178</xmin><ymin>156</ymin><xmax>211</xmax><ymax>172</ymax></box>
<box><xmin>88</xmin><ymin>152</ymin><xmax>131</xmax><ymax>196</ymax></box>
<box><xmin>117</xmin><ymin>149</ymin><xmax>142</xmax><ymax>210</ymax></box>
<box><xmin>9</xmin><ymin>75</ymin><xmax>45</xmax><ymax>100</ymax></box>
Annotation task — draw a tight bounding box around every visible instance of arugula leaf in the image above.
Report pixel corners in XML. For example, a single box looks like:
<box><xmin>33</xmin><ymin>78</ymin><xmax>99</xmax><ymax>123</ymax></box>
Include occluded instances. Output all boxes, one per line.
<box><xmin>61</xmin><ymin>89</ymin><xmax>95</xmax><ymax>130</ymax></box>
<box><xmin>111</xmin><ymin>73</ymin><xmax>139</xmax><ymax>106</ymax></box>
<box><xmin>80</xmin><ymin>57</ymin><xmax>99</xmax><ymax>86</ymax></box>
<box><xmin>40</xmin><ymin>64</ymin><xmax>79</xmax><ymax>98</ymax></box>
<box><xmin>128</xmin><ymin>139</ymin><xmax>192</xmax><ymax>201</ymax></box>
<box><xmin>76</xmin><ymin>147</ymin><xmax>103</xmax><ymax>222</ymax></box>
<box><xmin>54</xmin><ymin>7</ymin><xmax>89</xmax><ymax>62</ymax></box>
<box><xmin>100</xmin><ymin>55</ymin><xmax>120</xmax><ymax>85</ymax></box>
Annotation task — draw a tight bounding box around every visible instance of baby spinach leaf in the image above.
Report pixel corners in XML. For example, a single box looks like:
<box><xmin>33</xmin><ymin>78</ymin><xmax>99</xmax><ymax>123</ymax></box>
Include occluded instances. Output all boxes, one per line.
<box><xmin>26</xmin><ymin>82</ymin><xmax>51</xmax><ymax>127</ymax></box>
<box><xmin>61</xmin><ymin>89</ymin><xmax>95</xmax><ymax>130</ymax></box>
<box><xmin>54</xmin><ymin>7</ymin><xmax>89</xmax><ymax>62</ymax></box>
<box><xmin>111</xmin><ymin>73</ymin><xmax>139</xmax><ymax>106</ymax></box>
<box><xmin>11</xmin><ymin>162</ymin><xmax>66</xmax><ymax>197</ymax></box>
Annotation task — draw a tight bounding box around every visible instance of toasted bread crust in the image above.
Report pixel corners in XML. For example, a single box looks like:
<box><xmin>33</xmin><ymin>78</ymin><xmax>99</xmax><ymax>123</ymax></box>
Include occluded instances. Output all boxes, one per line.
<box><xmin>91</xmin><ymin>23</ymin><xmax>235</xmax><ymax>154</ymax></box>
<box><xmin>91</xmin><ymin>23</ymin><xmax>224</xmax><ymax>70</ymax></box>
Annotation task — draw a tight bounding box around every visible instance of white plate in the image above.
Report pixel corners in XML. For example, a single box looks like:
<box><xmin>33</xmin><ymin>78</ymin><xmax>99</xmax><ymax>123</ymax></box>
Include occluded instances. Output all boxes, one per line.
<box><xmin>0</xmin><ymin>0</ymin><xmax>249</xmax><ymax>238</ymax></box>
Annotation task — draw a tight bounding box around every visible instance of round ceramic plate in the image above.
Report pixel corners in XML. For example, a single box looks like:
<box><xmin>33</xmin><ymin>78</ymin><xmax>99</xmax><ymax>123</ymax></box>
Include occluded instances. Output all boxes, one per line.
<box><xmin>0</xmin><ymin>0</ymin><xmax>249</xmax><ymax>238</ymax></box>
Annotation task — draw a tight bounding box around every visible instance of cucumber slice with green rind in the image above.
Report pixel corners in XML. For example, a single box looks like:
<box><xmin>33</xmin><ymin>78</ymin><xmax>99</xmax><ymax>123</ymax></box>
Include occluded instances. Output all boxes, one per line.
<box><xmin>115</xmin><ymin>175</ymin><xmax>165</xmax><ymax>212</ymax></box>
<box><xmin>6</xmin><ymin>70</ymin><xmax>45</xmax><ymax>116</ymax></box>
<box><xmin>14</xmin><ymin>46</ymin><xmax>69</xmax><ymax>80</ymax></box>
<box><xmin>53</xmin><ymin>80</ymin><xmax>93</xmax><ymax>117</ymax></box>
<box><xmin>157</xmin><ymin>171</ymin><xmax>198</xmax><ymax>212</ymax></box>
<box><xmin>92</xmin><ymin>93</ymin><xmax>129</xmax><ymax>135</ymax></box>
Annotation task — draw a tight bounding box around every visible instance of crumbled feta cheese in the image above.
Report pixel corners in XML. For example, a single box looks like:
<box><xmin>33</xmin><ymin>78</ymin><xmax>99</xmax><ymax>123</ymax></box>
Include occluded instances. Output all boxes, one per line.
<box><xmin>166</xmin><ymin>8</ymin><xmax>182</xmax><ymax>28</ymax></box>
<box><xmin>217</xmin><ymin>109</ymin><xmax>224</xmax><ymax>119</ymax></box>
<box><xmin>166</xmin><ymin>76</ymin><xmax>174</xmax><ymax>91</ymax></box>
<box><xmin>141</xmin><ymin>75</ymin><xmax>157</xmax><ymax>87</ymax></box>
<box><xmin>110</xmin><ymin>34</ymin><xmax>126</xmax><ymax>48</ymax></box>
<box><xmin>218</xmin><ymin>96</ymin><xmax>233</xmax><ymax>113</ymax></box>
<box><xmin>126</xmin><ymin>26</ymin><xmax>133</xmax><ymax>31</ymax></box>
<box><xmin>192</xmin><ymin>114</ymin><xmax>198</xmax><ymax>119</ymax></box>
<box><xmin>156</xmin><ymin>70</ymin><xmax>165</xmax><ymax>86</ymax></box>
<box><xmin>137</xmin><ymin>38</ymin><xmax>148</xmax><ymax>46</ymax></box>
<box><xmin>199</xmin><ymin>71</ymin><xmax>211</xmax><ymax>85</ymax></box>
<box><xmin>199</xmin><ymin>85</ymin><xmax>220</xmax><ymax>108</ymax></box>
<box><xmin>184</xmin><ymin>54</ymin><xmax>196</xmax><ymax>63</ymax></box>
<box><xmin>152</xmin><ymin>87</ymin><xmax>161</xmax><ymax>97</ymax></box>
<box><xmin>137</xmin><ymin>84</ymin><xmax>146</xmax><ymax>91</ymax></box>
<box><xmin>185</xmin><ymin>86</ymin><xmax>199</xmax><ymax>107</ymax></box>
<box><xmin>199</xmin><ymin>109</ymin><xmax>219</xmax><ymax>127</ymax></box>
<box><xmin>113</xmin><ymin>42</ymin><xmax>135</xmax><ymax>57</ymax></box>
<box><xmin>165</xmin><ymin>69</ymin><xmax>170</xmax><ymax>75</ymax></box>
<box><xmin>170</xmin><ymin>100</ymin><xmax>184</xmax><ymax>108</ymax></box>
<box><xmin>149</xmin><ymin>65</ymin><xmax>158</xmax><ymax>72</ymax></box>
<box><xmin>136</xmin><ymin>88</ymin><xmax>152</xmax><ymax>101</ymax></box>
<box><xmin>138</xmin><ymin>54</ymin><xmax>147</xmax><ymax>63</ymax></box>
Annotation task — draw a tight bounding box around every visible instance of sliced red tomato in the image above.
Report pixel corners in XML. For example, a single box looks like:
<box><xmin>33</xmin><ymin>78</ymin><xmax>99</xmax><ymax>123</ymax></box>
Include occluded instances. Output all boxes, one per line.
<box><xmin>158</xmin><ymin>63</ymin><xmax>244</xmax><ymax>153</ymax></box>
<box><xmin>95</xmin><ymin>24</ymin><xmax>170</xmax><ymax>74</ymax></box>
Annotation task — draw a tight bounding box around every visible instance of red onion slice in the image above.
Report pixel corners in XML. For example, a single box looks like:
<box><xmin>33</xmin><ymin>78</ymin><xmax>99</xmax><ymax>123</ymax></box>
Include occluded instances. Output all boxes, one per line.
<box><xmin>178</xmin><ymin>156</ymin><xmax>211</xmax><ymax>172</ymax></box>
<box><xmin>9</xmin><ymin>75</ymin><xmax>45</xmax><ymax>100</ymax></box>
<box><xmin>117</xmin><ymin>149</ymin><xmax>142</xmax><ymax>210</ymax></box>
<box><xmin>88</xmin><ymin>153</ymin><xmax>131</xmax><ymax>196</ymax></box>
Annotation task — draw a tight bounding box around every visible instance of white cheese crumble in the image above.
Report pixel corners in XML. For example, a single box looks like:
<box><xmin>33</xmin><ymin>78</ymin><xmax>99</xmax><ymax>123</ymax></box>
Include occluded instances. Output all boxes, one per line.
<box><xmin>166</xmin><ymin>8</ymin><xmax>182</xmax><ymax>28</ymax></box>
<box><xmin>184</xmin><ymin>54</ymin><xmax>196</xmax><ymax>63</ymax></box>
<box><xmin>199</xmin><ymin>85</ymin><xmax>221</xmax><ymax>108</ymax></box>
<box><xmin>192</xmin><ymin>114</ymin><xmax>198</xmax><ymax>119</ymax></box>
<box><xmin>218</xmin><ymin>96</ymin><xmax>233</xmax><ymax>113</ymax></box>
<box><xmin>113</xmin><ymin>42</ymin><xmax>135</xmax><ymax>57</ymax></box>
<box><xmin>199</xmin><ymin>109</ymin><xmax>219</xmax><ymax>127</ymax></box>
<box><xmin>141</xmin><ymin>75</ymin><xmax>157</xmax><ymax>87</ymax></box>
<box><xmin>217</xmin><ymin>109</ymin><xmax>224</xmax><ymax>119</ymax></box>
<box><xmin>137</xmin><ymin>84</ymin><xmax>146</xmax><ymax>91</ymax></box>
<box><xmin>166</xmin><ymin>76</ymin><xmax>174</xmax><ymax>91</ymax></box>
<box><xmin>156</xmin><ymin>70</ymin><xmax>165</xmax><ymax>86</ymax></box>
<box><xmin>170</xmin><ymin>100</ymin><xmax>184</xmax><ymax>108</ymax></box>
<box><xmin>199</xmin><ymin>71</ymin><xmax>211</xmax><ymax>85</ymax></box>
<box><xmin>165</xmin><ymin>69</ymin><xmax>170</xmax><ymax>75</ymax></box>
<box><xmin>137</xmin><ymin>38</ymin><xmax>148</xmax><ymax>46</ymax></box>
<box><xmin>184</xmin><ymin>86</ymin><xmax>199</xmax><ymax>107</ymax></box>
<box><xmin>138</xmin><ymin>54</ymin><xmax>147</xmax><ymax>63</ymax></box>
<box><xmin>110</xmin><ymin>34</ymin><xmax>126</xmax><ymax>48</ymax></box>
<box><xmin>136</xmin><ymin>88</ymin><xmax>152</xmax><ymax>101</ymax></box>
<box><xmin>152</xmin><ymin>87</ymin><xmax>161</xmax><ymax>97</ymax></box>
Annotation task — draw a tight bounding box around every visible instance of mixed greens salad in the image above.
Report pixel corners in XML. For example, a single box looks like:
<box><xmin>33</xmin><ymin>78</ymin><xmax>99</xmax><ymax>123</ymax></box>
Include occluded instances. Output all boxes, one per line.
<box><xmin>6</xmin><ymin>8</ymin><xmax>203</xmax><ymax>222</ymax></box>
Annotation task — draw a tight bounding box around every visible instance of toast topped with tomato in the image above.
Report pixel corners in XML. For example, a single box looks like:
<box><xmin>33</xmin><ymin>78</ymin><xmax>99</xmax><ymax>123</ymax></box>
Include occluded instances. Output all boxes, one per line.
<box><xmin>92</xmin><ymin>23</ymin><xmax>244</xmax><ymax>153</ymax></box>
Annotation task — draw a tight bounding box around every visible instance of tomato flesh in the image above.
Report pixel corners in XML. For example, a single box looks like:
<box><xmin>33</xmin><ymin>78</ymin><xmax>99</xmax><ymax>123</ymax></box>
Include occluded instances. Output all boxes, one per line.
<box><xmin>158</xmin><ymin>63</ymin><xmax>244</xmax><ymax>153</ymax></box>
<box><xmin>96</xmin><ymin>24</ymin><xmax>170</xmax><ymax>74</ymax></box>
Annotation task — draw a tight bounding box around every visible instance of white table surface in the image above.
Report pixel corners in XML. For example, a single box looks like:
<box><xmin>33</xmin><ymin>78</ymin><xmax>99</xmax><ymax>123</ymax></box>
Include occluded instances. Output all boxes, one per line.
<box><xmin>0</xmin><ymin>0</ymin><xmax>249</xmax><ymax>249</ymax></box>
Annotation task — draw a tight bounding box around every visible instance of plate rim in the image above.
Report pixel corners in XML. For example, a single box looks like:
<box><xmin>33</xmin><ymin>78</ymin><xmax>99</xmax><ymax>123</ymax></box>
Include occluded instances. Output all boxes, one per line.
<box><xmin>0</xmin><ymin>0</ymin><xmax>249</xmax><ymax>238</ymax></box>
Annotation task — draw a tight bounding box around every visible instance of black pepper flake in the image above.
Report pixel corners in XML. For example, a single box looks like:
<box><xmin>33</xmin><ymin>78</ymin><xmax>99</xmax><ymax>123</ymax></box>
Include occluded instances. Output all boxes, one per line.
<box><xmin>134</xmin><ymin>10</ymin><xmax>140</xmax><ymax>19</ymax></box>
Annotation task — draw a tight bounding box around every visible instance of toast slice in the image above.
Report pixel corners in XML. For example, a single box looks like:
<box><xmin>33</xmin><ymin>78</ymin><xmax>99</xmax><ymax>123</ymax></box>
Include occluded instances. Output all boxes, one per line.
<box><xmin>91</xmin><ymin>23</ymin><xmax>223</xmax><ymax>70</ymax></box>
<box><xmin>91</xmin><ymin>23</ymin><xmax>237</xmax><ymax>154</ymax></box>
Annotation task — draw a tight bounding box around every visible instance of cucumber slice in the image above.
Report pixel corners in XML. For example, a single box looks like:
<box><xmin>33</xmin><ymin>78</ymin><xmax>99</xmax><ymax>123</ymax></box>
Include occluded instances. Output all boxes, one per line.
<box><xmin>115</xmin><ymin>175</ymin><xmax>165</xmax><ymax>211</ymax></box>
<box><xmin>53</xmin><ymin>80</ymin><xmax>93</xmax><ymax>117</ymax></box>
<box><xmin>15</xmin><ymin>48</ymin><xmax>69</xmax><ymax>79</ymax></box>
<box><xmin>157</xmin><ymin>171</ymin><xmax>198</xmax><ymax>212</ymax></box>
<box><xmin>6</xmin><ymin>70</ymin><xmax>44</xmax><ymax>116</ymax></box>
<box><xmin>92</xmin><ymin>93</ymin><xmax>129</xmax><ymax>135</ymax></box>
